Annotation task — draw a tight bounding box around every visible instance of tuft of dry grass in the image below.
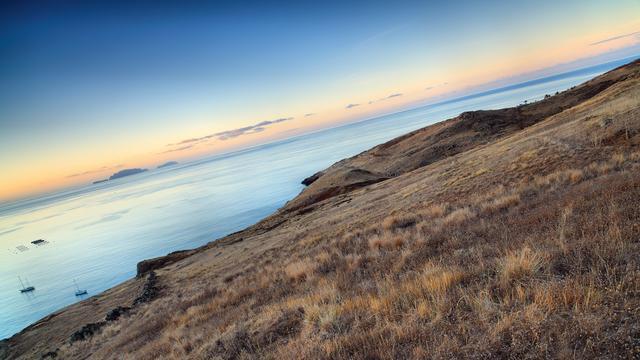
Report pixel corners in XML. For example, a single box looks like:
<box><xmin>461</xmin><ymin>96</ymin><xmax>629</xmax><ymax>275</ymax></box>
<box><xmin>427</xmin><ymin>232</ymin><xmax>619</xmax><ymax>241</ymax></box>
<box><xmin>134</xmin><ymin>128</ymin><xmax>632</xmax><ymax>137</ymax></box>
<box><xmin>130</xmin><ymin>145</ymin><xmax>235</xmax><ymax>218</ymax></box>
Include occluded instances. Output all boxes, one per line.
<box><xmin>499</xmin><ymin>246</ymin><xmax>545</xmax><ymax>286</ymax></box>
<box><xmin>368</xmin><ymin>233</ymin><xmax>405</xmax><ymax>251</ymax></box>
<box><xmin>285</xmin><ymin>259</ymin><xmax>315</xmax><ymax>282</ymax></box>
<box><xmin>382</xmin><ymin>213</ymin><xmax>417</xmax><ymax>231</ymax></box>
<box><xmin>418</xmin><ymin>203</ymin><xmax>447</xmax><ymax>219</ymax></box>
<box><xmin>441</xmin><ymin>207</ymin><xmax>475</xmax><ymax>226</ymax></box>
<box><xmin>480</xmin><ymin>193</ymin><xmax>520</xmax><ymax>215</ymax></box>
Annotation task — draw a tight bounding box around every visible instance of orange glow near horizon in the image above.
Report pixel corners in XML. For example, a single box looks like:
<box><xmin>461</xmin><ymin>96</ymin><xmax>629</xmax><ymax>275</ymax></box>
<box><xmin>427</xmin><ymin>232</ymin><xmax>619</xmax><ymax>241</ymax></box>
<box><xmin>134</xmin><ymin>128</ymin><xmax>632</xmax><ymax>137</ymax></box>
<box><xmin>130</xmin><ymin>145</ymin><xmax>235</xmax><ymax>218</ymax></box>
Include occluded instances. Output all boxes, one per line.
<box><xmin>2</xmin><ymin>15</ymin><xmax>640</xmax><ymax>202</ymax></box>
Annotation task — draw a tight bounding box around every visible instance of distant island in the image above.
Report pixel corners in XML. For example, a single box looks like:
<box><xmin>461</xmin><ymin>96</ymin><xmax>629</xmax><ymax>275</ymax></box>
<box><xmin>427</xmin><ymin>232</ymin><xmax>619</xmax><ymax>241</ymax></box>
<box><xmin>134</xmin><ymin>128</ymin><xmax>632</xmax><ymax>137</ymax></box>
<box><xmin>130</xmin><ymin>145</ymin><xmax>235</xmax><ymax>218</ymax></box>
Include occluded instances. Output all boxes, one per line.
<box><xmin>157</xmin><ymin>161</ymin><xmax>178</xmax><ymax>169</ymax></box>
<box><xmin>92</xmin><ymin>168</ymin><xmax>148</xmax><ymax>184</ymax></box>
<box><xmin>109</xmin><ymin>168</ymin><xmax>147</xmax><ymax>180</ymax></box>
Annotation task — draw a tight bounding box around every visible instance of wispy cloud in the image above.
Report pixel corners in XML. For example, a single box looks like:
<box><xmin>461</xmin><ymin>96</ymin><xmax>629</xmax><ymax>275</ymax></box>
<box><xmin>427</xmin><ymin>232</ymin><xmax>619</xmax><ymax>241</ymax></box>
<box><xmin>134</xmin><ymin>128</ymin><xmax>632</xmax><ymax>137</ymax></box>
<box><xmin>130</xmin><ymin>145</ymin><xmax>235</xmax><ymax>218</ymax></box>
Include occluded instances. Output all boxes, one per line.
<box><xmin>160</xmin><ymin>144</ymin><xmax>194</xmax><ymax>154</ymax></box>
<box><xmin>304</xmin><ymin>113</ymin><xmax>315</xmax><ymax>117</ymax></box>
<box><xmin>345</xmin><ymin>103</ymin><xmax>360</xmax><ymax>109</ymax></box>
<box><xmin>66</xmin><ymin>164</ymin><xmax>123</xmax><ymax>178</ymax></box>
<box><xmin>165</xmin><ymin>117</ymin><xmax>294</xmax><ymax>153</ymax></box>
<box><xmin>590</xmin><ymin>31</ymin><xmax>640</xmax><ymax>46</ymax></box>
<box><xmin>367</xmin><ymin>93</ymin><xmax>404</xmax><ymax>105</ymax></box>
<box><xmin>425</xmin><ymin>82</ymin><xmax>449</xmax><ymax>91</ymax></box>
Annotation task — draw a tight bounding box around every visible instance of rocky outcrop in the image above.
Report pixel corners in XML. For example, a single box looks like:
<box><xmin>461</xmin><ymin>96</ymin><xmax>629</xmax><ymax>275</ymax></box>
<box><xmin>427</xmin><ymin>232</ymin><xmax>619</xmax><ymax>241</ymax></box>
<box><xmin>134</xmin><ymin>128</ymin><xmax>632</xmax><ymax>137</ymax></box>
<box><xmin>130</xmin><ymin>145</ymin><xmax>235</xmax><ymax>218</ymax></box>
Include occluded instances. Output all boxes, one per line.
<box><xmin>70</xmin><ymin>322</ymin><xmax>105</xmax><ymax>343</ymax></box>
<box><xmin>105</xmin><ymin>306</ymin><xmax>131</xmax><ymax>322</ymax></box>
<box><xmin>67</xmin><ymin>271</ymin><xmax>158</xmax><ymax>346</ymax></box>
<box><xmin>133</xmin><ymin>271</ymin><xmax>159</xmax><ymax>305</ymax></box>
<box><xmin>136</xmin><ymin>249</ymin><xmax>194</xmax><ymax>277</ymax></box>
<box><xmin>301</xmin><ymin>171</ymin><xmax>324</xmax><ymax>186</ymax></box>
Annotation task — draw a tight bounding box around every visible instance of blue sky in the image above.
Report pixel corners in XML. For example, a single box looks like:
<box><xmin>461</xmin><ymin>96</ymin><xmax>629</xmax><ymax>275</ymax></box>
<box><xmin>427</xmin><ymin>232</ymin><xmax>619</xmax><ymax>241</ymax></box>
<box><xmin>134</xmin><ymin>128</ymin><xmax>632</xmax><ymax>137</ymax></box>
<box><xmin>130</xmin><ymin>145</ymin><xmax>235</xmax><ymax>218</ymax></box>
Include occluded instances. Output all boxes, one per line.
<box><xmin>1</xmin><ymin>0</ymin><xmax>639</xmax><ymax>200</ymax></box>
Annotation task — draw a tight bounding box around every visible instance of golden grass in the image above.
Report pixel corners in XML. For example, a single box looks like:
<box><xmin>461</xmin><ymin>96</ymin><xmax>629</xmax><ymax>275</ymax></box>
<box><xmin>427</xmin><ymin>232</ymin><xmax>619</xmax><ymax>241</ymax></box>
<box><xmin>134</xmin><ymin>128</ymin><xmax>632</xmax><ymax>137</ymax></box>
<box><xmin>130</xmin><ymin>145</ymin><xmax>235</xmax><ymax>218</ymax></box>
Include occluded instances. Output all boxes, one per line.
<box><xmin>46</xmin><ymin>70</ymin><xmax>640</xmax><ymax>360</ymax></box>
<box><xmin>480</xmin><ymin>193</ymin><xmax>520</xmax><ymax>215</ymax></box>
<box><xmin>498</xmin><ymin>246</ymin><xmax>545</xmax><ymax>286</ymax></box>
<box><xmin>381</xmin><ymin>213</ymin><xmax>416</xmax><ymax>231</ymax></box>
<box><xmin>285</xmin><ymin>259</ymin><xmax>315</xmax><ymax>282</ymax></box>
<box><xmin>54</xmin><ymin>146</ymin><xmax>640</xmax><ymax>360</ymax></box>
<box><xmin>441</xmin><ymin>207</ymin><xmax>475</xmax><ymax>226</ymax></box>
<box><xmin>368</xmin><ymin>233</ymin><xmax>405</xmax><ymax>251</ymax></box>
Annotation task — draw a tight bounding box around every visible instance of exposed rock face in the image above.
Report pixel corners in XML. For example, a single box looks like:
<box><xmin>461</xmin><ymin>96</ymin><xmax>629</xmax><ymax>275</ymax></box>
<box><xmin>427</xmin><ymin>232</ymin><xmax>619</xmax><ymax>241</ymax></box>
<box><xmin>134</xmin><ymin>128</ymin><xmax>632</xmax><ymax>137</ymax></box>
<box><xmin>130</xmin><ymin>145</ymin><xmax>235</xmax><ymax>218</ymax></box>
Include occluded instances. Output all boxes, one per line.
<box><xmin>70</xmin><ymin>322</ymin><xmax>105</xmax><ymax>343</ymax></box>
<box><xmin>133</xmin><ymin>271</ymin><xmax>159</xmax><ymax>305</ymax></box>
<box><xmin>301</xmin><ymin>171</ymin><xmax>324</xmax><ymax>186</ymax></box>
<box><xmin>41</xmin><ymin>350</ymin><xmax>58</xmax><ymax>358</ymax></box>
<box><xmin>105</xmin><ymin>306</ymin><xmax>131</xmax><ymax>322</ymax></box>
<box><xmin>136</xmin><ymin>250</ymin><xmax>194</xmax><ymax>277</ymax></box>
<box><xmin>67</xmin><ymin>272</ymin><xmax>158</xmax><ymax>346</ymax></box>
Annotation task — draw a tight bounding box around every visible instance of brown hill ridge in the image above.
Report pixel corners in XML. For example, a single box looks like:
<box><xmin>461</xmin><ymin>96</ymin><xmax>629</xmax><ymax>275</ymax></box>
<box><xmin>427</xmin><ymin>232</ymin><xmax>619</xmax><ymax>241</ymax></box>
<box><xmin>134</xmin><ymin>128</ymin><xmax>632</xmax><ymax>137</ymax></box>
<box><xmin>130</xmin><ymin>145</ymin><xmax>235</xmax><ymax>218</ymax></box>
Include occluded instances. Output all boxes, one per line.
<box><xmin>1</xmin><ymin>58</ymin><xmax>639</xmax><ymax>359</ymax></box>
<box><xmin>284</xmin><ymin>63</ymin><xmax>635</xmax><ymax>212</ymax></box>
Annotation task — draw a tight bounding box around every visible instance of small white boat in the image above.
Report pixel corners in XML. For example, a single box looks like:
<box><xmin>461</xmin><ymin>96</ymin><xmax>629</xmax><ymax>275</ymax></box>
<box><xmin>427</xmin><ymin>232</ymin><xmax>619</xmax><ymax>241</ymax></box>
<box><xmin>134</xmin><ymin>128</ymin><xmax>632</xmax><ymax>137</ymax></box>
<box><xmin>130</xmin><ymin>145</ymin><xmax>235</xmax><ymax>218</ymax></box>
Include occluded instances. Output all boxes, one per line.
<box><xmin>73</xmin><ymin>279</ymin><xmax>88</xmax><ymax>296</ymax></box>
<box><xmin>19</xmin><ymin>277</ymin><xmax>35</xmax><ymax>293</ymax></box>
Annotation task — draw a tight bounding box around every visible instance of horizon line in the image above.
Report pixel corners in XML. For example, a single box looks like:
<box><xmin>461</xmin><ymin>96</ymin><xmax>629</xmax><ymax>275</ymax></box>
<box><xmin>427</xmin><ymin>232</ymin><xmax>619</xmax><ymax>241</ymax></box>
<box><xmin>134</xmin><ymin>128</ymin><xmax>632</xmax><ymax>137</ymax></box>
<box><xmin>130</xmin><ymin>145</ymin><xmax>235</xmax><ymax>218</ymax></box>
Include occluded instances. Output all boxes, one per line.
<box><xmin>2</xmin><ymin>53</ymin><xmax>638</xmax><ymax>207</ymax></box>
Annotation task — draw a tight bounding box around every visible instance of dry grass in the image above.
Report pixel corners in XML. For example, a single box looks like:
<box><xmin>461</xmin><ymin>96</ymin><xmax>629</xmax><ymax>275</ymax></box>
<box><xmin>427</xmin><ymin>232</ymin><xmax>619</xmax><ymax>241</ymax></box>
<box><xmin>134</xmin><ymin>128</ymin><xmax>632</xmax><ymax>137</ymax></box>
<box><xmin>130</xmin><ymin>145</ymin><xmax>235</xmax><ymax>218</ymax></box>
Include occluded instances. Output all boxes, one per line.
<box><xmin>285</xmin><ymin>259</ymin><xmax>315</xmax><ymax>282</ymax></box>
<box><xmin>368</xmin><ymin>233</ymin><xmax>405</xmax><ymax>250</ymax></box>
<box><xmin>59</xmin><ymin>137</ymin><xmax>640</xmax><ymax>360</ymax></box>
<box><xmin>441</xmin><ymin>207</ymin><xmax>475</xmax><ymax>226</ymax></box>
<box><xmin>418</xmin><ymin>203</ymin><xmax>447</xmax><ymax>219</ymax></box>
<box><xmin>480</xmin><ymin>193</ymin><xmax>520</xmax><ymax>214</ymax></box>
<box><xmin>61</xmin><ymin>150</ymin><xmax>640</xmax><ymax>359</ymax></box>
<box><xmin>498</xmin><ymin>246</ymin><xmax>545</xmax><ymax>286</ymax></box>
<box><xmin>381</xmin><ymin>213</ymin><xmax>417</xmax><ymax>231</ymax></box>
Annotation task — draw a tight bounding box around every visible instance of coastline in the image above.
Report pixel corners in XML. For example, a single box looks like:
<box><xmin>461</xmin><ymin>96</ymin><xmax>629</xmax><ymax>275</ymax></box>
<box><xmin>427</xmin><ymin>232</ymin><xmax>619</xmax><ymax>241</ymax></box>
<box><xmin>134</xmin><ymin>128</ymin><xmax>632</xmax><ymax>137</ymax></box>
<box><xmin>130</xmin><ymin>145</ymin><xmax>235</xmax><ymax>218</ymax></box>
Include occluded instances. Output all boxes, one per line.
<box><xmin>2</xmin><ymin>58</ymin><xmax>640</xmax><ymax>359</ymax></box>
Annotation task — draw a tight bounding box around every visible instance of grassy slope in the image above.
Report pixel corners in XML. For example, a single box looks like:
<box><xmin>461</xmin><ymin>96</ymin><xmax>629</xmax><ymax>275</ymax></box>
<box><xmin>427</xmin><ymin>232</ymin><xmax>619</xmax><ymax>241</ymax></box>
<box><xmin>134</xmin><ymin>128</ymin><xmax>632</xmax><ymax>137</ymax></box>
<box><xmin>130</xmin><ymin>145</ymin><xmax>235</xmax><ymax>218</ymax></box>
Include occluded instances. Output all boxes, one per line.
<box><xmin>2</xmin><ymin>59</ymin><xmax>640</xmax><ymax>359</ymax></box>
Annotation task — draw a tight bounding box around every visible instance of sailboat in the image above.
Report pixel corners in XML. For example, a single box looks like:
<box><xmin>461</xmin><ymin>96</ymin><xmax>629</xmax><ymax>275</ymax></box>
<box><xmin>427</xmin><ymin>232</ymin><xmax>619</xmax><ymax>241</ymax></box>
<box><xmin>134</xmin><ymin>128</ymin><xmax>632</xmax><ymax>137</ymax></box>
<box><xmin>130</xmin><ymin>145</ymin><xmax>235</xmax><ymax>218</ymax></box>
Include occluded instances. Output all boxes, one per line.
<box><xmin>19</xmin><ymin>276</ymin><xmax>35</xmax><ymax>293</ymax></box>
<box><xmin>73</xmin><ymin>279</ymin><xmax>88</xmax><ymax>296</ymax></box>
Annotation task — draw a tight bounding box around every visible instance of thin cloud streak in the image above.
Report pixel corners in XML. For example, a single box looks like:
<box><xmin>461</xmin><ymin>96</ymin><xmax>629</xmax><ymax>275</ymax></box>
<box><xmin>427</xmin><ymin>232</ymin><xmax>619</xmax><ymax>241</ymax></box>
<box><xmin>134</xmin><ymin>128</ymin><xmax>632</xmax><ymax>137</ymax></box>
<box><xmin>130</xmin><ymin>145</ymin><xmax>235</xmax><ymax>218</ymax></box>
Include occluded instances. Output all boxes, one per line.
<box><xmin>345</xmin><ymin>103</ymin><xmax>360</xmax><ymax>109</ymax></box>
<box><xmin>160</xmin><ymin>145</ymin><xmax>194</xmax><ymax>154</ymax></box>
<box><xmin>66</xmin><ymin>164</ymin><xmax>123</xmax><ymax>178</ymax></box>
<box><xmin>165</xmin><ymin>117</ymin><xmax>294</xmax><ymax>153</ymax></box>
<box><xmin>590</xmin><ymin>31</ymin><xmax>640</xmax><ymax>46</ymax></box>
<box><xmin>367</xmin><ymin>93</ymin><xmax>403</xmax><ymax>105</ymax></box>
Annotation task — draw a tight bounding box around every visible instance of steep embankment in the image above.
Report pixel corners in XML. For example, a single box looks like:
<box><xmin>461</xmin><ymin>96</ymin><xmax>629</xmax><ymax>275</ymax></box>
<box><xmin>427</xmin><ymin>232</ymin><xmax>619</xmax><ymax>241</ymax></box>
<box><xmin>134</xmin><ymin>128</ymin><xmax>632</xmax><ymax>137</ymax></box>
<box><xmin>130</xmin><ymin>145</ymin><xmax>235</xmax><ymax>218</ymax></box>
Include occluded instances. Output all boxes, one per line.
<box><xmin>2</xmin><ymin>58</ymin><xmax>639</xmax><ymax>359</ymax></box>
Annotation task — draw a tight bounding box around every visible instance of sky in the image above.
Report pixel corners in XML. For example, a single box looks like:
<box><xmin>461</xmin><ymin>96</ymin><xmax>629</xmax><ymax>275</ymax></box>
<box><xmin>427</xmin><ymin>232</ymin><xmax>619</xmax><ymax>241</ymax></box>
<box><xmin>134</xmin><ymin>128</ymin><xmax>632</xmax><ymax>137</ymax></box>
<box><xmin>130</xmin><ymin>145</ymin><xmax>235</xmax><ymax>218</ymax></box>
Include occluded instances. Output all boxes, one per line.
<box><xmin>1</xmin><ymin>0</ymin><xmax>639</xmax><ymax>202</ymax></box>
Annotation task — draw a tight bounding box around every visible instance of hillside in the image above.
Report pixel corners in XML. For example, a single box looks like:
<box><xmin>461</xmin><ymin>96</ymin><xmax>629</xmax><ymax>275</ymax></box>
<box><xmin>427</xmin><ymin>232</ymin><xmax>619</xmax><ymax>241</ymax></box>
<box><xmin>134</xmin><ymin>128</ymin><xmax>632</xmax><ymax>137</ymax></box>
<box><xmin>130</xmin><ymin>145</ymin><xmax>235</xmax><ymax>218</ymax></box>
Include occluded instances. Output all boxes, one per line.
<box><xmin>2</xmin><ymin>58</ymin><xmax>639</xmax><ymax>359</ymax></box>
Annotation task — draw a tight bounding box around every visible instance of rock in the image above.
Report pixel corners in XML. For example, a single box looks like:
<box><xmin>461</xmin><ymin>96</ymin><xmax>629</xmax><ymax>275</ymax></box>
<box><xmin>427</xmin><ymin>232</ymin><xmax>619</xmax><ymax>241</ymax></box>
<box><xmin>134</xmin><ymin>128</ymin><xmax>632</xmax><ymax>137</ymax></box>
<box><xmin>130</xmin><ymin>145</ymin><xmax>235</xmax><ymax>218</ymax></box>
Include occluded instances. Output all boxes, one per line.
<box><xmin>301</xmin><ymin>171</ymin><xmax>324</xmax><ymax>186</ymax></box>
<box><xmin>70</xmin><ymin>322</ymin><xmax>105</xmax><ymax>343</ymax></box>
<box><xmin>133</xmin><ymin>271</ymin><xmax>159</xmax><ymax>305</ymax></box>
<box><xmin>41</xmin><ymin>350</ymin><xmax>58</xmax><ymax>358</ymax></box>
<box><xmin>136</xmin><ymin>250</ymin><xmax>193</xmax><ymax>277</ymax></box>
<box><xmin>600</xmin><ymin>117</ymin><xmax>614</xmax><ymax>128</ymax></box>
<box><xmin>105</xmin><ymin>306</ymin><xmax>131</xmax><ymax>322</ymax></box>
